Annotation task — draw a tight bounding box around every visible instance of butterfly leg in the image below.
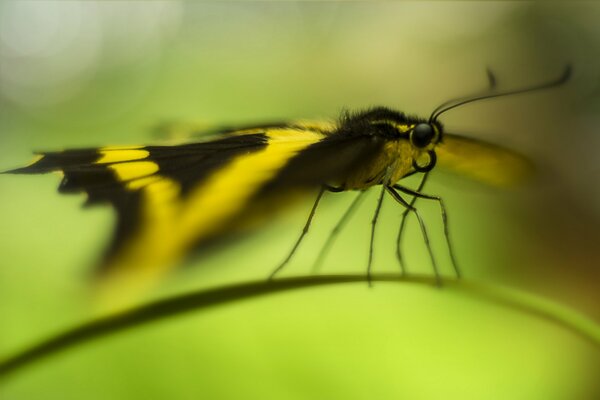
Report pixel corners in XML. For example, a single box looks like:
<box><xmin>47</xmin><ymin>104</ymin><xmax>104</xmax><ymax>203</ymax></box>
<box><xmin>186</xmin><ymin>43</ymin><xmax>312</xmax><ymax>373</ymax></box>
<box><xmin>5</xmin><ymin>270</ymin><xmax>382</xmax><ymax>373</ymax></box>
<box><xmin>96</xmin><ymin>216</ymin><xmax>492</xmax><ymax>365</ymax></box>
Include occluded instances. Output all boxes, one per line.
<box><xmin>396</xmin><ymin>173</ymin><xmax>430</xmax><ymax>274</ymax></box>
<box><xmin>393</xmin><ymin>183</ymin><xmax>461</xmax><ymax>279</ymax></box>
<box><xmin>366</xmin><ymin>187</ymin><xmax>386</xmax><ymax>286</ymax></box>
<box><xmin>312</xmin><ymin>190</ymin><xmax>367</xmax><ymax>274</ymax></box>
<box><xmin>269</xmin><ymin>186</ymin><xmax>326</xmax><ymax>280</ymax></box>
<box><xmin>386</xmin><ymin>185</ymin><xmax>442</xmax><ymax>286</ymax></box>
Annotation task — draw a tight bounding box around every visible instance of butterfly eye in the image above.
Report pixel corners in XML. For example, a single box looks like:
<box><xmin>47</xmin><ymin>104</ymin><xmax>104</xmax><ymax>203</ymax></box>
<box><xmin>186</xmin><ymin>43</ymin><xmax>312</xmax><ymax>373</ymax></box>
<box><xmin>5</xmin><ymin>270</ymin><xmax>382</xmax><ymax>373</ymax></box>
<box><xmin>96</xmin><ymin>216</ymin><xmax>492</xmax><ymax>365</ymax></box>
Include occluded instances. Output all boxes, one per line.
<box><xmin>410</xmin><ymin>123</ymin><xmax>435</xmax><ymax>148</ymax></box>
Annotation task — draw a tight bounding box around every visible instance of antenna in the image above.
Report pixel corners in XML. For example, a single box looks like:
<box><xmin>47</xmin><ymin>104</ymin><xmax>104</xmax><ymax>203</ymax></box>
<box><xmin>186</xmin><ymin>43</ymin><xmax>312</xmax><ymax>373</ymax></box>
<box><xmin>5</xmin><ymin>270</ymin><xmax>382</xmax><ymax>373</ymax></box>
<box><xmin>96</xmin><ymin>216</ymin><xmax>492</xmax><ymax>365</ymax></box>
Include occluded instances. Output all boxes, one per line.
<box><xmin>429</xmin><ymin>65</ymin><xmax>572</xmax><ymax>123</ymax></box>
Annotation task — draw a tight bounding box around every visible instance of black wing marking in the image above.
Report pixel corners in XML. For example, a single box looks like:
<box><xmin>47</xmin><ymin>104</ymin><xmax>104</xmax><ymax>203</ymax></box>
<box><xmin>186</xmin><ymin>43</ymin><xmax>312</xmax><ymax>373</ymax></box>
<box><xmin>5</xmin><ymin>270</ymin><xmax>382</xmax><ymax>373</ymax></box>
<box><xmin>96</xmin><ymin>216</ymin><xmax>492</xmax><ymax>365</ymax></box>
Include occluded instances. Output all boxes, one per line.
<box><xmin>4</xmin><ymin>134</ymin><xmax>268</xmax><ymax>267</ymax></box>
<box><xmin>144</xmin><ymin>134</ymin><xmax>268</xmax><ymax>194</ymax></box>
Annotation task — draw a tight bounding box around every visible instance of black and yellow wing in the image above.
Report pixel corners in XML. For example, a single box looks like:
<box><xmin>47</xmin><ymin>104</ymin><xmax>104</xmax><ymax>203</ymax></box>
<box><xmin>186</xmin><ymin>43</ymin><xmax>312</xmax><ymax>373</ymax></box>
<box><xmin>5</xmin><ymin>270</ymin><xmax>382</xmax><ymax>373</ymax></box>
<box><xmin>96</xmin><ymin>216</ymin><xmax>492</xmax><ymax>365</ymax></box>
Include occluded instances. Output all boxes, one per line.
<box><xmin>6</xmin><ymin>124</ymin><xmax>382</xmax><ymax>299</ymax></box>
<box><xmin>436</xmin><ymin>133</ymin><xmax>533</xmax><ymax>187</ymax></box>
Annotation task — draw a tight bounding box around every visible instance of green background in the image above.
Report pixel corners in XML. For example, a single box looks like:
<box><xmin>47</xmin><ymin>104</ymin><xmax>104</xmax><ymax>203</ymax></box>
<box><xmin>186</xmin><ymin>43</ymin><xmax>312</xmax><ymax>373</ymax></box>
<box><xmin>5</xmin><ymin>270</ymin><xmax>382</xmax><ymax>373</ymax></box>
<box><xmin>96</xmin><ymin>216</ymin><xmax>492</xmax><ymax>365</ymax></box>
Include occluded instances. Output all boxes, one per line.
<box><xmin>1</xmin><ymin>2</ymin><xmax>599</xmax><ymax>399</ymax></box>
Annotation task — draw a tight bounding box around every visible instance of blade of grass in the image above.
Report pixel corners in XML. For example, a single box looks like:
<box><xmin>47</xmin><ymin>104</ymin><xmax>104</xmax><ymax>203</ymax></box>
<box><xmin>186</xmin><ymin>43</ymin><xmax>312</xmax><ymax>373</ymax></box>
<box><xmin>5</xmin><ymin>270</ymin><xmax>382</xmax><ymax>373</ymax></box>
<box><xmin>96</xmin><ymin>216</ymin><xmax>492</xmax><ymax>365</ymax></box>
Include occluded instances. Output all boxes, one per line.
<box><xmin>0</xmin><ymin>273</ymin><xmax>599</xmax><ymax>380</ymax></box>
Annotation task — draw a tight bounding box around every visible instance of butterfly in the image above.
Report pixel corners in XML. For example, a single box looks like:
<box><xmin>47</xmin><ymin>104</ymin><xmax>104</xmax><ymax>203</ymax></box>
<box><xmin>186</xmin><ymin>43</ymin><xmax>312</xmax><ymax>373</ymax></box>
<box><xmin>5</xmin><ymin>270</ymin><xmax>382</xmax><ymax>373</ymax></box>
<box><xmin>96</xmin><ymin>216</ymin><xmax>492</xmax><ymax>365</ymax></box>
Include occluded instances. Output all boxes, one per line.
<box><xmin>3</xmin><ymin>66</ymin><xmax>570</xmax><ymax>300</ymax></box>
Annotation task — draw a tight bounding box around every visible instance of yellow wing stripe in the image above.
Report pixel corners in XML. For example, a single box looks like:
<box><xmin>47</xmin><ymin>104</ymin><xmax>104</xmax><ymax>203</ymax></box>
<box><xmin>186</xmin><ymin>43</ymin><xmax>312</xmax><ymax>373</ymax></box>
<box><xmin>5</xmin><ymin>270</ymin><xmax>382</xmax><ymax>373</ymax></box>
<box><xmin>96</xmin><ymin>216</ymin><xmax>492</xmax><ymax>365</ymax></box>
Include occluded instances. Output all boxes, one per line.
<box><xmin>109</xmin><ymin>161</ymin><xmax>159</xmax><ymax>181</ymax></box>
<box><xmin>178</xmin><ymin>129</ymin><xmax>324</xmax><ymax>238</ymax></box>
<box><xmin>97</xmin><ymin>149</ymin><xmax>149</xmax><ymax>164</ymax></box>
<box><xmin>126</xmin><ymin>175</ymin><xmax>162</xmax><ymax>190</ymax></box>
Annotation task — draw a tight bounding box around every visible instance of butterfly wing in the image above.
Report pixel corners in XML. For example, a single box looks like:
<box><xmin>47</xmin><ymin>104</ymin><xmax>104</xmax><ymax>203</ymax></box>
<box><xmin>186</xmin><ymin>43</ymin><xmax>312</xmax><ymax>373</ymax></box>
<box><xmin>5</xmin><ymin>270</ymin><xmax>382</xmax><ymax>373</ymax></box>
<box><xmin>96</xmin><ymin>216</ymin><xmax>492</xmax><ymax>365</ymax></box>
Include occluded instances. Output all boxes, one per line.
<box><xmin>6</xmin><ymin>126</ymin><xmax>381</xmax><ymax>299</ymax></box>
<box><xmin>435</xmin><ymin>133</ymin><xmax>534</xmax><ymax>187</ymax></box>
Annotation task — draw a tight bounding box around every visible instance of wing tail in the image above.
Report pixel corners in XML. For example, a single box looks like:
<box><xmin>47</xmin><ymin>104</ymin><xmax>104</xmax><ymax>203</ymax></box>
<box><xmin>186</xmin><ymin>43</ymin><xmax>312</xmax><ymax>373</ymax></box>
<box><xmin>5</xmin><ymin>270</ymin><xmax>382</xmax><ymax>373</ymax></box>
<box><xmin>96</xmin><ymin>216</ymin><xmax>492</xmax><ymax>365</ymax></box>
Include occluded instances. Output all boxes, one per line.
<box><xmin>3</xmin><ymin>149</ymin><xmax>102</xmax><ymax>174</ymax></box>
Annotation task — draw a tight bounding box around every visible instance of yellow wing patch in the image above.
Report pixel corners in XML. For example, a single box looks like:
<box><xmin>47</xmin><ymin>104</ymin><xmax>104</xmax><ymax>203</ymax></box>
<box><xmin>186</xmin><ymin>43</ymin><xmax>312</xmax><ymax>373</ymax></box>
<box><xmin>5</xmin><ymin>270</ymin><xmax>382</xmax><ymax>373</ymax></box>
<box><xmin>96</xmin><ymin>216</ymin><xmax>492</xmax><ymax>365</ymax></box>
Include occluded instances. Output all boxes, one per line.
<box><xmin>109</xmin><ymin>161</ymin><xmax>159</xmax><ymax>181</ymax></box>
<box><xmin>436</xmin><ymin>134</ymin><xmax>533</xmax><ymax>187</ymax></box>
<box><xmin>97</xmin><ymin>148</ymin><xmax>149</xmax><ymax>164</ymax></box>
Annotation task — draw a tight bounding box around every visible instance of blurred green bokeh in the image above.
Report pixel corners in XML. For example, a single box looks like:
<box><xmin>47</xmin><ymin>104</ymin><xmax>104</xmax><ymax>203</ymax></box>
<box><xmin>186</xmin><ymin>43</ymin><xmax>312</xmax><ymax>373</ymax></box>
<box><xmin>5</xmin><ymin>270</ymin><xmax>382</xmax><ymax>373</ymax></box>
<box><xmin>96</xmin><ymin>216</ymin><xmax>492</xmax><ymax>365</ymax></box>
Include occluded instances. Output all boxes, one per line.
<box><xmin>1</xmin><ymin>2</ymin><xmax>599</xmax><ymax>399</ymax></box>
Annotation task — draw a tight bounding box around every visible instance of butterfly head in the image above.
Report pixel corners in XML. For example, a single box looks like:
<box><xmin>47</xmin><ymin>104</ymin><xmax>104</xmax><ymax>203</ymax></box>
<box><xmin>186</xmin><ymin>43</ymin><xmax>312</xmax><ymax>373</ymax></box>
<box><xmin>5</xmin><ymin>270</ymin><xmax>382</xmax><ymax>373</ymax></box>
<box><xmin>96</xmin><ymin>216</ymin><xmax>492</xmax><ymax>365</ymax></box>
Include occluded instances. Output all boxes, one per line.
<box><xmin>340</xmin><ymin>107</ymin><xmax>444</xmax><ymax>174</ymax></box>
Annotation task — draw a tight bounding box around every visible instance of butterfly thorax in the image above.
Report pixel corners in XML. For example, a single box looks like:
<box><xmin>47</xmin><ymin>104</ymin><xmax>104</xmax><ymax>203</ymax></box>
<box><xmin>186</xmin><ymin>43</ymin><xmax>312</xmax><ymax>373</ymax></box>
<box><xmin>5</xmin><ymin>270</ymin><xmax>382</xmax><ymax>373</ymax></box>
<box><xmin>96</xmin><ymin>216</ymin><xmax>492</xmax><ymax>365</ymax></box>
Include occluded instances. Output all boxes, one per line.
<box><xmin>332</xmin><ymin>107</ymin><xmax>442</xmax><ymax>190</ymax></box>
